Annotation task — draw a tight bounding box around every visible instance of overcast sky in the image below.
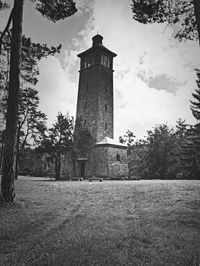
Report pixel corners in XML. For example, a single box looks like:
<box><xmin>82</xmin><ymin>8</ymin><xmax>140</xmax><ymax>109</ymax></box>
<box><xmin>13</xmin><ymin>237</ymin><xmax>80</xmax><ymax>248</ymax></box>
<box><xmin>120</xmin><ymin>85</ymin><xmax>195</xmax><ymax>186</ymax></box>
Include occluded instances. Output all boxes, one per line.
<box><xmin>1</xmin><ymin>0</ymin><xmax>200</xmax><ymax>139</ymax></box>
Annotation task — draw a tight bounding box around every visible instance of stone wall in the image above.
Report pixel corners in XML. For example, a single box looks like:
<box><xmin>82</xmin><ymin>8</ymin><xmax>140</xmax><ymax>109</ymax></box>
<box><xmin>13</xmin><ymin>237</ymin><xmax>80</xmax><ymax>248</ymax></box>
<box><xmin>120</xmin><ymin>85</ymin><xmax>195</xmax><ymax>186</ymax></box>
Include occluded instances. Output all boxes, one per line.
<box><xmin>76</xmin><ymin>66</ymin><xmax>99</xmax><ymax>143</ymax></box>
<box><xmin>60</xmin><ymin>152</ymin><xmax>74</xmax><ymax>179</ymax></box>
<box><xmin>93</xmin><ymin>146</ymin><xmax>109</xmax><ymax>177</ymax></box>
<box><xmin>107</xmin><ymin>146</ymin><xmax>129</xmax><ymax>178</ymax></box>
<box><xmin>76</xmin><ymin>64</ymin><xmax>114</xmax><ymax>143</ymax></box>
<box><xmin>96</xmin><ymin>66</ymin><xmax>114</xmax><ymax>142</ymax></box>
<box><xmin>93</xmin><ymin>145</ymin><xmax>129</xmax><ymax>178</ymax></box>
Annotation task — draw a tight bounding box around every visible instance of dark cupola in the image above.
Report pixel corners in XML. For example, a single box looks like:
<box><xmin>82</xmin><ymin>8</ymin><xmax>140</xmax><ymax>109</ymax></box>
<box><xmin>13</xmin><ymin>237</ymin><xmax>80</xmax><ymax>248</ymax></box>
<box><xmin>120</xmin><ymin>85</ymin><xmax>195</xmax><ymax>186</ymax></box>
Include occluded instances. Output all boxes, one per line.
<box><xmin>92</xmin><ymin>34</ymin><xmax>103</xmax><ymax>46</ymax></box>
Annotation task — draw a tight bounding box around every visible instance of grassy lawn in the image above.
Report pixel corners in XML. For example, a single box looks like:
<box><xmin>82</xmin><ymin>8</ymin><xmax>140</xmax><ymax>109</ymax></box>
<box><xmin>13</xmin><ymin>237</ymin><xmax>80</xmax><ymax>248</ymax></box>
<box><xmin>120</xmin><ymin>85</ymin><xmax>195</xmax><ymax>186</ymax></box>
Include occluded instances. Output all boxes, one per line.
<box><xmin>0</xmin><ymin>178</ymin><xmax>200</xmax><ymax>266</ymax></box>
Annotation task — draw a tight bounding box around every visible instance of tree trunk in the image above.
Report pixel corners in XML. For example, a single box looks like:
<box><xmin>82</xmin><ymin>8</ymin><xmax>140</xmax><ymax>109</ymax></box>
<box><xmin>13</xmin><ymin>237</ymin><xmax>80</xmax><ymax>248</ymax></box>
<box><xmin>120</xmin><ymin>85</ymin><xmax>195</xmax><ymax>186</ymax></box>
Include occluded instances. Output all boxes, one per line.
<box><xmin>193</xmin><ymin>0</ymin><xmax>200</xmax><ymax>46</ymax></box>
<box><xmin>55</xmin><ymin>153</ymin><xmax>61</xmax><ymax>180</ymax></box>
<box><xmin>1</xmin><ymin>0</ymin><xmax>23</xmax><ymax>203</ymax></box>
<box><xmin>14</xmin><ymin>128</ymin><xmax>20</xmax><ymax>180</ymax></box>
<box><xmin>0</xmin><ymin>131</ymin><xmax>5</xmax><ymax>173</ymax></box>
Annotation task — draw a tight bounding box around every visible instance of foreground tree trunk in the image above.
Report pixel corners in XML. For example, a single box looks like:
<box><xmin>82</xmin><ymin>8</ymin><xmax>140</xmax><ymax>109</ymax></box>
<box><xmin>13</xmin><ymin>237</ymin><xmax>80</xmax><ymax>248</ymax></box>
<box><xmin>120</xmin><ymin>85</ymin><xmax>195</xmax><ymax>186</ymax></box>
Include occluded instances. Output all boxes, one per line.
<box><xmin>14</xmin><ymin>127</ymin><xmax>20</xmax><ymax>180</ymax></box>
<box><xmin>1</xmin><ymin>0</ymin><xmax>24</xmax><ymax>203</ymax></box>
<box><xmin>0</xmin><ymin>131</ymin><xmax>5</xmax><ymax>172</ymax></box>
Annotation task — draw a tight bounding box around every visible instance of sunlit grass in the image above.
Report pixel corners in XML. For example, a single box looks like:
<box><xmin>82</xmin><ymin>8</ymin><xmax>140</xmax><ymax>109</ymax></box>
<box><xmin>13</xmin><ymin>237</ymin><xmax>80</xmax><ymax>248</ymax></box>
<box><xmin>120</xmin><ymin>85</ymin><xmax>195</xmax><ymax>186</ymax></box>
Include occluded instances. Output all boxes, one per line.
<box><xmin>0</xmin><ymin>178</ymin><xmax>200</xmax><ymax>265</ymax></box>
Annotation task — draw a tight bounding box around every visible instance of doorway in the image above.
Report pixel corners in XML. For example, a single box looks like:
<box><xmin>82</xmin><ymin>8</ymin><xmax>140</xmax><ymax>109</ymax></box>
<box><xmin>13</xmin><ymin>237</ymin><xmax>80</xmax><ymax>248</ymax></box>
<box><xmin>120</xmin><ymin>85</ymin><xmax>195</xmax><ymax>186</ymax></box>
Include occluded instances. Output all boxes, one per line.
<box><xmin>80</xmin><ymin>161</ymin><xmax>86</xmax><ymax>177</ymax></box>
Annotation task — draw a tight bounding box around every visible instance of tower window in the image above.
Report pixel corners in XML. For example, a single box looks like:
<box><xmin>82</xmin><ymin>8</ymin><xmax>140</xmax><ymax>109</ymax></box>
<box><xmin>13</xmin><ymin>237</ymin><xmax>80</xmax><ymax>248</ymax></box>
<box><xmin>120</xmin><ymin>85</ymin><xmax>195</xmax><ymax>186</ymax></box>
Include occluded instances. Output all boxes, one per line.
<box><xmin>105</xmin><ymin>104</ymin><xmax>107</xmax><ymax>111</ymax></box>
<box><xmin>116</xmin><ymin>154</ymin><xmax>120</xmax><ymax>161</ymax></box>
<box><xmin>105</xmin><ymin>86</ymin><xmax>107</xmax><ymax>93</ymax></box>
<box><xmin>105</xmin><ymin>123</ymin><xmax>108</xmax><ymax>130</ymax></box>
<box><xmin>85</xmin><ymin>101</ymin><xmax>88</xmax><ymax>108</ymax></box>
<box><xmin>101</xmin><ymin>55</ymin><xmax>110</xmax><ymax>68</ymax></box>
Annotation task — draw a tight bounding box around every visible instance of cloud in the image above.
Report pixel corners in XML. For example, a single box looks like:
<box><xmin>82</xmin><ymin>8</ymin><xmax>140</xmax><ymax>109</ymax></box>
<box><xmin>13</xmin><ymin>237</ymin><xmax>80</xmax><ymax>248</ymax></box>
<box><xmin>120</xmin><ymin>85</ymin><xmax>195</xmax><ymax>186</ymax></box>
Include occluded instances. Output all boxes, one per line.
<box><xmin>37</xmin><ymin>56</ymin><xmax>77</xmax><ymax>125</ymax></box>
<box><xmin>137</xmin><ymin>72</ymin><xmax>186</xmax><ymax>94</ymax></box>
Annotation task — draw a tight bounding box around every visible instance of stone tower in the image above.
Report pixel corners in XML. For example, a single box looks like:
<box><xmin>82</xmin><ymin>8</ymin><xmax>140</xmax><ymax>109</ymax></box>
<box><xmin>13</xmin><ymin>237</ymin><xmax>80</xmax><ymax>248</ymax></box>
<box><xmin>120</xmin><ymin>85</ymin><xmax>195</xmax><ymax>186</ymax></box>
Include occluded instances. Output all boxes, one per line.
<box><xmin>73</xmin><ymin>34</ymin><xmax>128</xmax><ymax>179</ymax></box>
<box><xmin>76</xmin><ymin>34</ymin><xmax>116</xmax><ymax>143</ymax></box>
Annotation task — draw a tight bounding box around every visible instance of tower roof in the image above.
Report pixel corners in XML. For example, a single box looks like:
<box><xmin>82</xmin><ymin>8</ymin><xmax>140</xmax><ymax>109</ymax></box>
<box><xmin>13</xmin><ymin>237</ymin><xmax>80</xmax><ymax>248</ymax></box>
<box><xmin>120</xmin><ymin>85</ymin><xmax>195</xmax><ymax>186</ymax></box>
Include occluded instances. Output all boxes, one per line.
<box><xmin>92</xmin><ymin>34</ymin><xmax>103</xmax><ymax>46</ymax></box>
<box><xmin>95</xmin><ymin>137</ymin><xmax>128</xmax><ymax>149</ymax></box>
<box><xmin>77</xmin><ymin>34</ymin><xmax>117</xmax><ymax>58</ymax></box>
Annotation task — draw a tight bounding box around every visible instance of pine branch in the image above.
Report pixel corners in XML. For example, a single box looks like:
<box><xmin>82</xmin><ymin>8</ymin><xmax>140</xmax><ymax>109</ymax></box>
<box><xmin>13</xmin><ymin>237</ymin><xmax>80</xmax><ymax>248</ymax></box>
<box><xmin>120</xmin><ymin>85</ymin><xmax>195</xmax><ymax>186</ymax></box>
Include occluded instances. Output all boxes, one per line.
<box><xmin>0</xmin><ymin>8</ymin><xmax>13</xmax><ymax>54</ymax></box>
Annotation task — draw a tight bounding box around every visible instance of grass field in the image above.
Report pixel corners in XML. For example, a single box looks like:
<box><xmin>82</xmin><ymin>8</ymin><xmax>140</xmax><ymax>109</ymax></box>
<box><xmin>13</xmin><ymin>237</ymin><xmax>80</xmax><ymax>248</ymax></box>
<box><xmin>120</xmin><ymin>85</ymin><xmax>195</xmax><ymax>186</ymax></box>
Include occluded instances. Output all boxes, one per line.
<box><xmin>0</xmin><ymin>177</ymin><xmax>200</xmax><ymax>266</ymax></box>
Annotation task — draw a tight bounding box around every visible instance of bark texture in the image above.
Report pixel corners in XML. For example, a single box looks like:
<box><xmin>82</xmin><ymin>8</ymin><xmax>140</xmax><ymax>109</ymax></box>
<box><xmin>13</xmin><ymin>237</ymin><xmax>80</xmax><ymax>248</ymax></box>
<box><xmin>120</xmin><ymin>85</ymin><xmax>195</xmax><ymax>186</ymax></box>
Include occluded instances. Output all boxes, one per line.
<box><xmin>1</xmin><ymin>0</ymin><xmax>24</xmax><ymax>202</ymax></box>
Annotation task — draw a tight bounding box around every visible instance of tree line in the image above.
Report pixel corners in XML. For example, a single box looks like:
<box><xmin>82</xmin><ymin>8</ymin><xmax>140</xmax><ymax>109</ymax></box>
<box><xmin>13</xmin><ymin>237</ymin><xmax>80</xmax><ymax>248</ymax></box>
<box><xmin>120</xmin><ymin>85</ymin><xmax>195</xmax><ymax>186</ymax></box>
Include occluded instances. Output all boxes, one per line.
<box><xmin>120</xmin><ymin>70</ymin><xmax>200</xmax><ymax>180</ymax></box>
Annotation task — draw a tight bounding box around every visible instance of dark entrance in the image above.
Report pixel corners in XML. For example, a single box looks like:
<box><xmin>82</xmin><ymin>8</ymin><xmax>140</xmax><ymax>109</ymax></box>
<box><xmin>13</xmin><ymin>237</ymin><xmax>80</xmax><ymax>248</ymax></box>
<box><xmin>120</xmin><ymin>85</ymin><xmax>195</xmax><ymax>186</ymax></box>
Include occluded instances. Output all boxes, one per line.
<box><xmin>80</xmin><ymin>161</ymin><xmax>86</xmax><ymax>177</ymax></box>
<box><xmin>77</xmin><ymin>158</ymin><xmax>88</xmax><ymax>178</ymax></box>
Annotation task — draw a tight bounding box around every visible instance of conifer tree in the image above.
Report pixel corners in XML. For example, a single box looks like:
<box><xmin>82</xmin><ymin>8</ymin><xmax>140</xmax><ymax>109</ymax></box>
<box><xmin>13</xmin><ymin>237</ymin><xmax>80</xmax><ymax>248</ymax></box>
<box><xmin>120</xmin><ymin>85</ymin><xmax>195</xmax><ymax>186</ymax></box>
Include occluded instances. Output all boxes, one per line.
<box><xmin>176</xmin><ymin>70</ymin><xmax>200</xmax><ymax>179</ymax></box>
<box><xmin>189</xmin><ymin>69</ymin><xmax>200</xmax><ymax>177</ymax></box>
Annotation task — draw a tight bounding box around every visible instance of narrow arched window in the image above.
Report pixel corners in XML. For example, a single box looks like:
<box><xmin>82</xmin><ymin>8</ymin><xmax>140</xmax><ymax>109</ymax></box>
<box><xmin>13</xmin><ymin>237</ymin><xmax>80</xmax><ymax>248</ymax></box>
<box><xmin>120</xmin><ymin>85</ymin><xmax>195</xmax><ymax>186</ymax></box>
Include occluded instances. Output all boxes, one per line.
<box><xmin>105</xmin><ymin>104</ymin><xmax>107</xmax><ymax>111</ymax></box>
<box><xmin>105</xmin><ymin>123</ymin><xmax>108</xmax><ymax>130</ymax></box>
<box><xmin>116</xmin><ymin>154</ymin><xmax>120</xmax><ymax>161</ymax></box>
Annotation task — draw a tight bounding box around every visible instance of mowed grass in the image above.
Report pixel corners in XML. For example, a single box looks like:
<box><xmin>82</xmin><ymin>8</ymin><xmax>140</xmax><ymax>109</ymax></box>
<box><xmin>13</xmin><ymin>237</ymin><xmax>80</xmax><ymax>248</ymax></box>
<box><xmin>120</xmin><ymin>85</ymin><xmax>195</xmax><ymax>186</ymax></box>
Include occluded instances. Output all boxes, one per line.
<box><xmin>0</xmin><ymin>178</ymin><xmax>200</xmax><ymax>266</ymax></box>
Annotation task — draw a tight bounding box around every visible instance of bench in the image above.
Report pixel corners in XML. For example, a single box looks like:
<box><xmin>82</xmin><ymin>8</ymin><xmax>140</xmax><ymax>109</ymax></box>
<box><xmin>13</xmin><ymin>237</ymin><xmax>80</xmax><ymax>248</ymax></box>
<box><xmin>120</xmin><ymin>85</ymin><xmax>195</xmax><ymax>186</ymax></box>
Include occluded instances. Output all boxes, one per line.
<box><xmin>70</xmin><ymin>177</ymin><xmax>83</xmax><ymax>181</ymax></box>
<box><xmin>89</xmin><ymin>178</ymin><xmax>103</xmax><ymax>182</ymax></box>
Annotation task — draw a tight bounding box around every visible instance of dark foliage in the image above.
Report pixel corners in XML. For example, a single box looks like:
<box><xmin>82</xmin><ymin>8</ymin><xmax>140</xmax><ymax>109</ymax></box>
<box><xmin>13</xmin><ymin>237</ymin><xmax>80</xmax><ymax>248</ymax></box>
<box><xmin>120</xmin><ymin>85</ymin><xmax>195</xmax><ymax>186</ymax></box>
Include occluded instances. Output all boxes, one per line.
<box><xmin>131</xmin><ymin>0</ymin><xmax>198</xmax><ymax>42</ymax></box>
<box><xmin>39</xmin><ymin>113</ymin><xmax>74</xmax><ymax>180</ymax></box>
<box><xmin>0</xmin><ymin>0</ymin><xmax>9</xmax><ymax>10</ymax></box>
<box><xmin>34</xmin><ymin>0</ymin><xmax>77</xmax><ymax>22</ymax></box>
<box><xmin>73</xmin><ymin>117</ymin><xmax>93</xmax><ymax>158</ymax></box>
<box><xmin>127</xmin><ymin>120</ymin><xmax>200</xmax><ymax>180</ymax></box>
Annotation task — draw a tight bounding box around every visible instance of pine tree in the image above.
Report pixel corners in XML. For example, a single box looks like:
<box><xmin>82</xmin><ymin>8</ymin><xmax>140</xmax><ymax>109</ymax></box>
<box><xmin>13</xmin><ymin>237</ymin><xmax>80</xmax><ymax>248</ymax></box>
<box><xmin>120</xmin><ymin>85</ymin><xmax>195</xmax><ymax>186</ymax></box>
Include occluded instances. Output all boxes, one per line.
<box><xmin>189</xmin><ymin>69</ymin><xmax>200</xmax><ymax>177</ymax></box>
<box><xmin>176</xmin><ymin>70</ymin><xmax>200</xmax><ymax>179</ymax></box>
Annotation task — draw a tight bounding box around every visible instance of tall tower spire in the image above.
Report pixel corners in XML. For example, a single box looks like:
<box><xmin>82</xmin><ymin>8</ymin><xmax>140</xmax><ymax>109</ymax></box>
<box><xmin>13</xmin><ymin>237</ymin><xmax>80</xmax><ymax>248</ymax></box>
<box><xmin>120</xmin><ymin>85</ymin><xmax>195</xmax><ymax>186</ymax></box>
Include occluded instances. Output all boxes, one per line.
<box><xmin>73</xmin><ymin>34</ymin><xmax>128</xmax><ymax>179</ymax></box>
<box><xmin>76</xmin><ymin>34</ymin><xmax>117</xmax><ymax>143</ymax></box>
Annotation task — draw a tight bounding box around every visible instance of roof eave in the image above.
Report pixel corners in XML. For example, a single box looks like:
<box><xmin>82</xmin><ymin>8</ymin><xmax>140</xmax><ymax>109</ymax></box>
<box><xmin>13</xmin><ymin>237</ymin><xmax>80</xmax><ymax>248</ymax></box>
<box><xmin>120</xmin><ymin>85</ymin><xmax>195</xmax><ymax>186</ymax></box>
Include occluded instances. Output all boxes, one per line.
<box><xmin>77</xmin><ymin>45</ymin><xmax>117</xmax><ymax>58</ymax></box>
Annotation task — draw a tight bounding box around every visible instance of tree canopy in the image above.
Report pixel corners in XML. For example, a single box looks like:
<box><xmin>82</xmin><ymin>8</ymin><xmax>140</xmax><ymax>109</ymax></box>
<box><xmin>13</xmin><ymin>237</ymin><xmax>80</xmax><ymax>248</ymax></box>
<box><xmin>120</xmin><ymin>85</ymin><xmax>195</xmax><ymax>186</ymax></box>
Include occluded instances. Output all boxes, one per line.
<box><xmin>131</xmin><ymin>0</ymin><xmax>200</xmax><ymax>43</ymax></box>
<box><xmin>33</xmin><ymin>0</ymin><xmax>77</xmax><ymax>22</ymax></box>
<box><xmin>39</xmin><ymin>112</ymin><xmax>74</xmax><ymax>180</ymax></box>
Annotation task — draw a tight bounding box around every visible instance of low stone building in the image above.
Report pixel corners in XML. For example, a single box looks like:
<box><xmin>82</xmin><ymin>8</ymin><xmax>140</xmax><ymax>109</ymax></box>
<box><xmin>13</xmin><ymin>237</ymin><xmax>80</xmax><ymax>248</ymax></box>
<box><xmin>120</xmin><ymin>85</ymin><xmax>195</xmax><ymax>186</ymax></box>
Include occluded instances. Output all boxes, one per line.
<box><xmin>93</xmin><ymin>137</ymin><xmax>128</xmax><ymax>179</ymax></box>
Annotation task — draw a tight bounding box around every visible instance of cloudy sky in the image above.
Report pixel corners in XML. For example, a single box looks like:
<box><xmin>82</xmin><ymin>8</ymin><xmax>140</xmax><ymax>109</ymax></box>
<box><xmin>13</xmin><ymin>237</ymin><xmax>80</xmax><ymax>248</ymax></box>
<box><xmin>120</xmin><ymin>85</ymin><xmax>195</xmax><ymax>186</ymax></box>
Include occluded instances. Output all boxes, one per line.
<box><xmin>1</xmin><ymin>0</ymin><xmax>200</xmax><ymax>139</ymax></box>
